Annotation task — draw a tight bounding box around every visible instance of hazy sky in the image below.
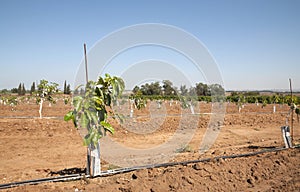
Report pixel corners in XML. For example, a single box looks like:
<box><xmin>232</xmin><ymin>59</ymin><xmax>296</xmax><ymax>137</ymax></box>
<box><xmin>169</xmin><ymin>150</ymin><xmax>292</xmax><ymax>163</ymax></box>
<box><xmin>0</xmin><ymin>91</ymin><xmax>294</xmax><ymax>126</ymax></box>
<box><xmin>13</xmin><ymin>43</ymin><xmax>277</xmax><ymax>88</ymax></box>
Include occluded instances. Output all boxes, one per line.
<box><xmin>0</xmin><ymin>0</ymin><xmax>299</xmax><ymax>91</ymax></box>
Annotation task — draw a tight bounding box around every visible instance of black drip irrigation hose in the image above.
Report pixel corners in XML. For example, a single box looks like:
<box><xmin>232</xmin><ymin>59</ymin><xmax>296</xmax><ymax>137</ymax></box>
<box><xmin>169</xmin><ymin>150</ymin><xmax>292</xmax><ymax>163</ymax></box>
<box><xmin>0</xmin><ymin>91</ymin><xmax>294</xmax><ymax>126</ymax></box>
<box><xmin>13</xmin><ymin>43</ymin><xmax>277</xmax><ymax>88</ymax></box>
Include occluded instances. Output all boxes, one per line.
<box><xmin>0</xmin><ymin>174</ymin><xmax>89</xmax><ymax>190</ymax></box>
<box><xmin>1</xmin><ymin>146</ymin><xmax>299</xmax><ymax>190</ymax></box>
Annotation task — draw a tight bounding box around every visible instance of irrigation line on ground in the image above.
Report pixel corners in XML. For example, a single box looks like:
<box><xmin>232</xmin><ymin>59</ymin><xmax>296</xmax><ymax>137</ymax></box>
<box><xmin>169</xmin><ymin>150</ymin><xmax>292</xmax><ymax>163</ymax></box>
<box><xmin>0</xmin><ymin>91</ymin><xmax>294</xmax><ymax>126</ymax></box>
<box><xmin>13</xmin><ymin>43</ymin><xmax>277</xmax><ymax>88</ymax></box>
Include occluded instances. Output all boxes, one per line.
<box><xmin>1</xmin><ymin>146</ymin><xmax>299</xmax><ymax>190</ymax></box>
<box><xmin>0</xmin><ymin>111</ymin><xmax>289</xmax><ymax>120</ymax></box>
<box><xmin>0</xmin><ymin>116</ymin><xmax>64</xmax><ymax>119</ymax></box>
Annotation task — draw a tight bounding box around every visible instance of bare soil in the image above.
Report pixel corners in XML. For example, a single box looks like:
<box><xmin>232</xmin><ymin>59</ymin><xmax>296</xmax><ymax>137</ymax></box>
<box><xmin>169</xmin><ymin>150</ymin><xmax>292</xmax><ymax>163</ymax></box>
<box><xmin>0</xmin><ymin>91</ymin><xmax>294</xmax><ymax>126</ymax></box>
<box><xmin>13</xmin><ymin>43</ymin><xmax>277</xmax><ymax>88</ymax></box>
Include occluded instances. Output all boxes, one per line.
<box><xmin>0</xmin><ymin>99</ymin><xmax>299</xmax><ymax>191</ymax></box>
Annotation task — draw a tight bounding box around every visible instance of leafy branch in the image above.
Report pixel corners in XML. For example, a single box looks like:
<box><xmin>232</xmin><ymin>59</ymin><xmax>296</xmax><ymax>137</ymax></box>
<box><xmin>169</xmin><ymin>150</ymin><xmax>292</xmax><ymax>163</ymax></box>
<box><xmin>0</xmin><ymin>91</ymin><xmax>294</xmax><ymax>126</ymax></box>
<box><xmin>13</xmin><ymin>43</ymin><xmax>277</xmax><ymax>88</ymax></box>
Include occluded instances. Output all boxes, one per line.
<box><xmin>34</xmin><ymin>79</ymin><xmax>59</xmax><ymax>118</ymax></box>
<box><xmin>64</xmin><ymin>74</ymin><xmax>124</xmax><ymax>147</ymax></box>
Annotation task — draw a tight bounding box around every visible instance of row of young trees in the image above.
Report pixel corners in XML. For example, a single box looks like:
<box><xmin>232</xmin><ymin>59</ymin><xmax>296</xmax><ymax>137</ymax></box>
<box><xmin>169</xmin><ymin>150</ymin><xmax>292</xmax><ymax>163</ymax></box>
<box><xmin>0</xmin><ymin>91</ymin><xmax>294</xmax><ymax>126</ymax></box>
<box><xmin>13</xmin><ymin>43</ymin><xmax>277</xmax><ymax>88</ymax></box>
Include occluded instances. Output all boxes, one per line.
<box><xmin>227</xmin><ymin>92</ymin><xmax>300</xmax><ymax>105</ymax></box>
<box><xmin>8</xmin><ymin>80</ymin><xmax>71</xmax><ymax>95</ymax></box>
<box><xmin>131</xmin><ymin>81</ymin><xmax>300</xmax><ymax>105</ymax></box>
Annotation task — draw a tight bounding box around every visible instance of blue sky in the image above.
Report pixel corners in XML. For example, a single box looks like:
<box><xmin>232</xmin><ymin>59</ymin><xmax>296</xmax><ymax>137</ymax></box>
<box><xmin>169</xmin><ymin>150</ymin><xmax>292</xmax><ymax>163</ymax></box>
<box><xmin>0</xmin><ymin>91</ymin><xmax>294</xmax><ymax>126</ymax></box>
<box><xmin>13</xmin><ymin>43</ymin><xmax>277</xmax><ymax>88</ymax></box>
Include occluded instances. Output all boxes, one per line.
<box><xmin>0</xmin><ymin>0</ymin><xmax>299</xmax><ymax>91</ymax></box>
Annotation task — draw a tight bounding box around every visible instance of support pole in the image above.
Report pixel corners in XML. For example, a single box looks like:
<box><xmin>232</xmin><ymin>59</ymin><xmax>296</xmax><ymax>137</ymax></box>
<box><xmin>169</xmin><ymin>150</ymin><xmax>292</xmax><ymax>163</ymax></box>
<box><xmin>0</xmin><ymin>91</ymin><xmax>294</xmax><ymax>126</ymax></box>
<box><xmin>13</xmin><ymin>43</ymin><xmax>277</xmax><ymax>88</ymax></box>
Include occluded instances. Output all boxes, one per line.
<box><xmin>84</xmin><ymin>43</ymin><xmax>89</xmax><ymax>83</ymax></box>
<box><xmin>289</xmin><ymin>78</ymin><xmax>294</xmax><ymax>145</ymax></box>
<box><xmin>83</xmin><ymin>43</ymin><xmax>101</xmax><ymax>177</ymax></box>
<box><xmin>84</xmin><ymin>43</ymin><xmax>91</xmax><ymax>176</ymax></box>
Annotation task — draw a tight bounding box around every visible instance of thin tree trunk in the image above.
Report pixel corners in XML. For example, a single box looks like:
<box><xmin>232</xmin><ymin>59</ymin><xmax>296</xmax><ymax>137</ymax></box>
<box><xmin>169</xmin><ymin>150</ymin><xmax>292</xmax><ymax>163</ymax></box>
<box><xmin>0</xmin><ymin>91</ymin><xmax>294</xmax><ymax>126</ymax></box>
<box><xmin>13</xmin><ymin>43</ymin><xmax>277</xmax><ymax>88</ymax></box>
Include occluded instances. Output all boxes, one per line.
<box><xmin>39</xmin><ymin>99</ymin><xmax>44</xmax><ymax>118</ymax></box>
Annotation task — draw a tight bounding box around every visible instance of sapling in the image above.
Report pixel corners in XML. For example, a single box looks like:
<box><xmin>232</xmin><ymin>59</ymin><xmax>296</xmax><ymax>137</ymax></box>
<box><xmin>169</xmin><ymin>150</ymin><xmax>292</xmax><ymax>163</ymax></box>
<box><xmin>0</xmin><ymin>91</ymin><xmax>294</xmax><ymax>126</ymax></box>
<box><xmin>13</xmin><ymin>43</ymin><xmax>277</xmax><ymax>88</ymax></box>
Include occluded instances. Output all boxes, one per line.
<box><xmin>129</xmin><ymin>99</ymin><xmax>134</xmax><ymax>118</ymax></box>
<box><xmin>237</xmin><ymin>97</ymin><xmax>242</xmax><ymax>113</ymax></box>
<box><xmin>255</xmin><ymin>98</ymin><xmax>259</xmax><ymax>106</ymax></box>
<box><xmin>169</xmin><ymin>99</ymin><xmax>173</xmax><ymax>106</ymax></box>
<box><xmin>272</xmin><ymin>95</ymin><xmax>280</xmax><ymax>113</ymax></box>
<box><xmin>262</xmin><ymin>98</ymin><xmax>267</xmax><ymax>108</ymax></box>
<box><xmin>157</xmin><ymin>99</ymin><xmax>162</xmax><ymax>109</ymax></box>
<box><xmin>63</xmin><ymin>97</ymin><xmax>70</xmax><ymax>105</ymax></box>
<box><xmin>64</xmin><ymin>74</ymin><xmax>124</xmax><ymax>176</ymax></box>
<box><xmin>128</xmin><ymin>90</ymin><xmax>146</xmax><ymax>118</ymax></box>
<box><xmin>189</xmin><ymin>101</ymin><xmax>195</xmax><ymax>114</ymax></box>
<box><xmin>34</xmin><ymin>80</ymin><xmax>59</xmax><ymax>118</ymax></box>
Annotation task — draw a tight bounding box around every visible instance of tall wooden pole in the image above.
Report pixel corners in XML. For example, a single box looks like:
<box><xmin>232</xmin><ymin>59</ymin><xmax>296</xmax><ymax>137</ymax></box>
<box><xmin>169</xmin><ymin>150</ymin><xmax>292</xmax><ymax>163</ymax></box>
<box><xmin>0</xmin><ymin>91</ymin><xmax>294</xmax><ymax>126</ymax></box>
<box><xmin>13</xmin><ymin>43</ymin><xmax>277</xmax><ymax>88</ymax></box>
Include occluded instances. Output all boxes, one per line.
<box><xmin>84</xmin><ymin>43</ymin><xmax>91</xmax><ymax>176</ymax></box>
<box><xmin>83</xmin><ymin>43</ymin><xmax>101</xmax><ymax>176</ymax></box>
<box><xmin>84</xmin><ymin>43</ymin><xmax>89</xmax><ymax>84</ymax></box>
<box><xmin>289</xmin><ymin>78</ymin><xmax>294</xmax><ymax>144</ymax></box>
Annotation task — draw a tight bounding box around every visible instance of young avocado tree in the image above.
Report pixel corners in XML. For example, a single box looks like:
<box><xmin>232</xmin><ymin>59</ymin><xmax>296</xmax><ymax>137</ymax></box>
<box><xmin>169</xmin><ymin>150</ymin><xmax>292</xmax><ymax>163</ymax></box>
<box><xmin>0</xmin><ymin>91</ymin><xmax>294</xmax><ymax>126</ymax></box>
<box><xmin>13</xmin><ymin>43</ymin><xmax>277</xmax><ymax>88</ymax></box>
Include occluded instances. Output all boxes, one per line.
<box><xmin>128</xmin><ymin>90</ymin><xmax>146</xmax><ymax>117</ymax></box>
<box><xmin>272</xmin><ymin>95</ymin><xmax>280</xmax><ymax>113</ymax></box>
<box><xmin>34</xmin><ymin>80</ymin><xmax>59</xmax><ymax>118</ymax></box>
<box><xmin>64</xmin><ymin>74</ymin><xmax>124</xmax><ymax>176</ymax></box>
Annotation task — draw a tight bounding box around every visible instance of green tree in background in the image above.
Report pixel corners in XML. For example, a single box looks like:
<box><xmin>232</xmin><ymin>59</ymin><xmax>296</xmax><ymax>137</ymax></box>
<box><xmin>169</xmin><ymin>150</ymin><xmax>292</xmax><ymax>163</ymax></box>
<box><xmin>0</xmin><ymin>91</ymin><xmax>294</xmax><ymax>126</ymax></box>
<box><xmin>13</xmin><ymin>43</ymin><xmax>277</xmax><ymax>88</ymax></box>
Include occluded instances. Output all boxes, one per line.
<box><xmin>30</xmin><ymin>82</ymin><xmax>36</xmax><ymax>95</ymax></box>
<box><xmin>21</xmin><ymin>83</ymin><xmax>26</xmax><ymax>95</ymax></box>
<box><xmin>63</xmin><ymin>80</ymin><xmax>71</xmax><ymax>94</ymax></box>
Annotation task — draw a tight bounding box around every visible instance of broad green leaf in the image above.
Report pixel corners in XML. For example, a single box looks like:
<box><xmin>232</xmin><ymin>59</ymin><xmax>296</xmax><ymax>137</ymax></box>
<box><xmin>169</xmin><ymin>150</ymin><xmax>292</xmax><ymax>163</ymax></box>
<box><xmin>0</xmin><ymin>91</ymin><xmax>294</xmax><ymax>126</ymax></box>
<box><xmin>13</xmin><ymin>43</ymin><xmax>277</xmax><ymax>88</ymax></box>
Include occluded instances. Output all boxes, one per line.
<box><xmin>93</xmin><ymin>96</ymin><xmax>103</xmax><ymax>106</ymax></box>
<box><xmin>80</xmin><ymin>113</ymin><xmax>89</xmax><ymax>129</ymax></box>
<box><xmin>100</xmin><ymin>121</ymin><xmax>114</xmax><ymax>134</ymax></box>
<box><xmin>64</xmin><ymin>111</ymin><xmax>74</xmax><ymax>121</ymax></box>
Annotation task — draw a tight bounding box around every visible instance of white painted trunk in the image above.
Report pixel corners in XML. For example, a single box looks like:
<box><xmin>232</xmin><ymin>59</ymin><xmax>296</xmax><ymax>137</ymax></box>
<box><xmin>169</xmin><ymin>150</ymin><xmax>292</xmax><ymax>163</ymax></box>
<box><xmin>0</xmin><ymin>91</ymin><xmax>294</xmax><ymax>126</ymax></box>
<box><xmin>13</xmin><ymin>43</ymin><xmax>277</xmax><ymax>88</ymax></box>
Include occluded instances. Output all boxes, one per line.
<box><xmin>130</xmin><ymin>102</ymin><xmax>134</xmax><ymax>118</ymax></box>
<box><xmin>273</xmin><ymin>105</ymin><xmax>276</xmax><ymax>113</ymax></box>
<box><xmin>190</xmin><ymin>102</ymin><xmax>194</xmax><ymax>114</ymax></box>
<box><xmin>87</xmin><ymin>141</ymin><xmax>101</xmax><ymax>176</ymax></box>
<box><xmin>39</xmin><ymin>99</ymin><xmax>44</xmax><ymax>118</ymax></box>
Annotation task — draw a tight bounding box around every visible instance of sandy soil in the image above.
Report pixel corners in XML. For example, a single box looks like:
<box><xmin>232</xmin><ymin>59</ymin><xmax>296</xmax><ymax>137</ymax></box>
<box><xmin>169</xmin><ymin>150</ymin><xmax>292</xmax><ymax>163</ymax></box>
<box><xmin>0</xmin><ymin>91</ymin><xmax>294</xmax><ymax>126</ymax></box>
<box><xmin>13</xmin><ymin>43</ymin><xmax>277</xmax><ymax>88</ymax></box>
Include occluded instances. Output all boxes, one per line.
<box><xmin>0</xmin><ymin>99</ymin><xmax>299</xmax><ymax>191</ymax></box>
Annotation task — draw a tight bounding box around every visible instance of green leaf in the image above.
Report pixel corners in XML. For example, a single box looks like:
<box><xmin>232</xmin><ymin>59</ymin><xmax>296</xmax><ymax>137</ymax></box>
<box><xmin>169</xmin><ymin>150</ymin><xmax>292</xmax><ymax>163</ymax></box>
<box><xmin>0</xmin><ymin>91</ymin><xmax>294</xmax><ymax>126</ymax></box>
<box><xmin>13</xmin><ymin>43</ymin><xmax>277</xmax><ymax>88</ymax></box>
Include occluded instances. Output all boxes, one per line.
<box><xmin>100</xmin><ymin>121</ymin><xmax>114</xmax><ymax>134</ymax></box>
<box><xmin>80</xmin><ymin>113</ymin><xmax>89</xmax><ymax>129</ymax></box>
<box><xmin>64</xmin><ymin>111</ymin><xmax>74</xmax><ymax>121</ymax></box>
<box><xmin>84</xmin><ymin>133</ymin><xmax>92</xmax><ymax>146</ymax></box>
<box><xmin>93</xmin><ymin>96</ymin><xmax>103</xmax><ymax>106</ymax></box>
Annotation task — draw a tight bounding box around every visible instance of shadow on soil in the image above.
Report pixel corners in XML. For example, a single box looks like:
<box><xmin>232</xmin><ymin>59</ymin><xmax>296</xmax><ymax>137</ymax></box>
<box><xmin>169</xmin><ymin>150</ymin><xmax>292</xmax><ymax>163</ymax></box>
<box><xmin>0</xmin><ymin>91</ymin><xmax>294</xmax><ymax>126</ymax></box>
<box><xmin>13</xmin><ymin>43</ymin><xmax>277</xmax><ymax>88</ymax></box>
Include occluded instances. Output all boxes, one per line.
<box><xmin>49</xmin><ymin>167</ymin><xmax>86</xmax><ymax>176</ymax></box>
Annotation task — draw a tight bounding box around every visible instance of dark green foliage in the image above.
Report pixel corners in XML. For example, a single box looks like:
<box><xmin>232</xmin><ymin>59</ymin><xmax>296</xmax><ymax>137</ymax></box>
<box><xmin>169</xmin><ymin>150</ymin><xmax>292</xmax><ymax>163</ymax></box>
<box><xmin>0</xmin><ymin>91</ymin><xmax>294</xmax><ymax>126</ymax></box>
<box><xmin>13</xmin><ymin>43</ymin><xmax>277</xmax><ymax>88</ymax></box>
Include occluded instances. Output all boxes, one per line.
<box><xmin>17</xmin><ymin>83</ymin><xmax>26</xmax><ymax>95</ymax></box>
<box><xmin>34</xmin><ymin>79</ymin><xmax>59</xmax><ymax>105</ymax></box>
<box><xmin>63</xmin><ymin>80</ymin><xmax>71</xmax><ymax>94</ymax></box>
<box><xmin>195</xmin><ymin>82</ymin><xmax>210</xmax><ymax>96</ymax></box>
<box><xmin>162</xmin><ymin>80</ymin><xmax>176</xmax><ymax>96</ymax></box>
<box><xmin>179</xmin><ymin>85</ymin><xmax>188</xmax><ymax>96</ymax></box>
<box><xmin>11</xmin><ymin>88</ymin><xmax>18</xmax><ymax>93</ymax></box>
<box><xmin>30</xmin><ymin>82</ymin><xmax>36</xmax><ymax>95</ymax></box>
<box><xmin>21</xmin><ymin>84</ymin><xmax>26</xmax><ymax>95</ymax></box>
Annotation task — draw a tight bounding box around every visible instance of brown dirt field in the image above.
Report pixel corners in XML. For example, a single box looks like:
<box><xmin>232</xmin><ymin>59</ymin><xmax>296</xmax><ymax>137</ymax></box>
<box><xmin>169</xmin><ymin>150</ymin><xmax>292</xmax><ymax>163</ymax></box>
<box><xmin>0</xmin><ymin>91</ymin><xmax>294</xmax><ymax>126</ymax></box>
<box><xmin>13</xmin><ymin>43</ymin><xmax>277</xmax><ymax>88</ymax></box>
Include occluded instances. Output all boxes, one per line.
<box><xmin>0</xmin><ymin>99</ymin><xmax>299</xmax><ymax>191</ymax></box>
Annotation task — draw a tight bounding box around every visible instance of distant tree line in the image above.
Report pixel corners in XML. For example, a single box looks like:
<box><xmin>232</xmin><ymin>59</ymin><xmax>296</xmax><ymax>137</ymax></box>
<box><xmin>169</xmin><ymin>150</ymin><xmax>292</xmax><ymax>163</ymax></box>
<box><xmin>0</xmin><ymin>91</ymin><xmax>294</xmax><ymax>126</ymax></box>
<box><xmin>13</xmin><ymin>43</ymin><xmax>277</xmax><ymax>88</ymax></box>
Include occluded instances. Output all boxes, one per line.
<box><xmin>132</xmin><ymin>80</ymin><xmax>225</xmax><ymax>97</ymax></box>
<box><xmin>5</xmin><ymin>80</ymin><xmax>71</xmax><ymax>95</ymax></box>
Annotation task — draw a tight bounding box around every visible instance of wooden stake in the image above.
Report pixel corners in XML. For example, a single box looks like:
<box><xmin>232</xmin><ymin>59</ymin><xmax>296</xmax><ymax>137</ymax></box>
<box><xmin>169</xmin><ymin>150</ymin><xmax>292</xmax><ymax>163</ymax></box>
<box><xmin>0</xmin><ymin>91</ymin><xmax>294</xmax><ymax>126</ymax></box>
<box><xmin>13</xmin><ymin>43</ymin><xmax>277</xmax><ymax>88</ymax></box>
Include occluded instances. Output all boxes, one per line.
<box><xmin>83</xmin><ymin>43</ymin><xmax>101</xmax><ymax>177</ymax></box>
<box><xmin>84</xmin><ymin>43</ymin><xmax>89</xmax><ymax>84</ymax></box>
<box><xmin>84</xmin><ymin>43</ymin><xmax>91</xmax><ymax>176</ymax></box>
<box><xmin>289</xmin><ymin>78</ymin><xmax>294</xmax><ymax>144</ymax></box>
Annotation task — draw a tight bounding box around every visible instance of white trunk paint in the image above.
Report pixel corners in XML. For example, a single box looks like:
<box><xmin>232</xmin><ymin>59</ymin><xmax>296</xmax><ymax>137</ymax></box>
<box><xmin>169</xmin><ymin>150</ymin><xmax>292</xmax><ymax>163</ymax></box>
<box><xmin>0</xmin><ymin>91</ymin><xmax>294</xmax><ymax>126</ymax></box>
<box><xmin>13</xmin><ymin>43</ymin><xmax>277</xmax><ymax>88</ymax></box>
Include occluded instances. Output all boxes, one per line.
<box><xmin>87</xmin><ymin>141</ymin><xmax>101</xmax><ymax>176</ymax></box>
<box><xmin>189</xmin><ymin>102</ymin><xmax>194</xmax><ymax>114</ymax></box>
<box><xmin>130</xmin><ymin>100</ymin><xmax>134</xmax><ymax>118</ymax></box>
<box><xmin>39</xmin><ymin>99</ymin><xmax>44</xmax><ymax>118</ymax></box>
